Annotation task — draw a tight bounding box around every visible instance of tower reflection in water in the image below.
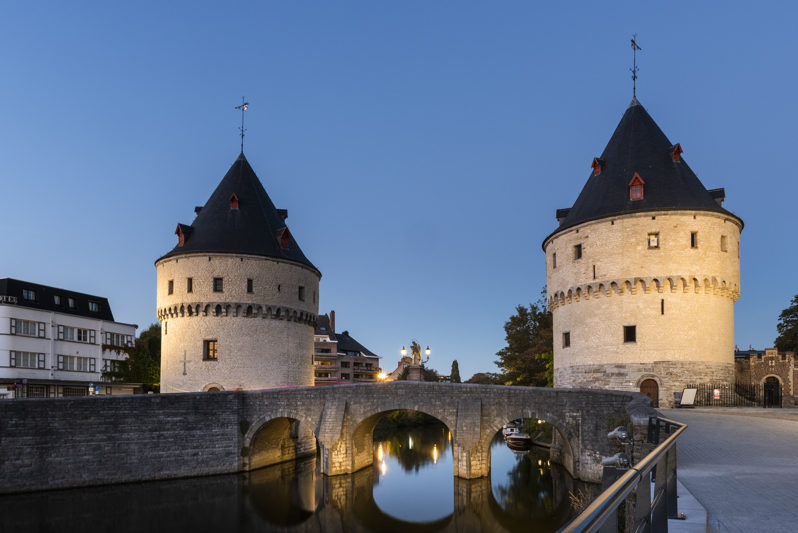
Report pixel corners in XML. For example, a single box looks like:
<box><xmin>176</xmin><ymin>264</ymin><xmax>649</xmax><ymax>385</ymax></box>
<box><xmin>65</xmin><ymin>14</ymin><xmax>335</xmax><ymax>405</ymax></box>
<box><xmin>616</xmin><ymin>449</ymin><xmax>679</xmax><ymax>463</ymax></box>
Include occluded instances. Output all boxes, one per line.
<box><xmin>0</xmin><ymin>421</ymin><xmax>597</xmax><ymax>532</ymax></box>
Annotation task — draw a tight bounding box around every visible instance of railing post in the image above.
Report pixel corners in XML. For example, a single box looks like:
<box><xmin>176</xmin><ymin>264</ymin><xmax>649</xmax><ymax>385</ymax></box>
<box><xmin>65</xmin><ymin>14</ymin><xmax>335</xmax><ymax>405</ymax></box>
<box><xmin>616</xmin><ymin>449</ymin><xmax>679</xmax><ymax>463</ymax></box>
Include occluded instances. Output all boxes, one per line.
<box><xmin>666</xmin><ymin>446</ymin><xmax>678</xmax><ymax>518</ymax></box>
<box><xmin>651</xmin><ymin>456</ymin><xmax>668</xmax><ymax>533</ymax></box>
<box><xmin>632</xmin><ymin>471</ymin><xmax>651</xmax><ymax>533</ymax></box>
<box><xmin>599</xmin><ymin>466</ymin><xmax>624</xmax><ymax>533</ymax></box>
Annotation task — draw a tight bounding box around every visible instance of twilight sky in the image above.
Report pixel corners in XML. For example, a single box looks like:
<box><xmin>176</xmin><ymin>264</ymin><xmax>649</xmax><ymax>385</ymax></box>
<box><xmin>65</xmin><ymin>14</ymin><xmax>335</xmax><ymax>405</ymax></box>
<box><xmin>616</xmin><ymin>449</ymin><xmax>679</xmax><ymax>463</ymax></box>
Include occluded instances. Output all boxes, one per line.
<box><xmin>2</xmin><ymin>2</ymin><xmax>796</xmax><ymax>380</ymax></box>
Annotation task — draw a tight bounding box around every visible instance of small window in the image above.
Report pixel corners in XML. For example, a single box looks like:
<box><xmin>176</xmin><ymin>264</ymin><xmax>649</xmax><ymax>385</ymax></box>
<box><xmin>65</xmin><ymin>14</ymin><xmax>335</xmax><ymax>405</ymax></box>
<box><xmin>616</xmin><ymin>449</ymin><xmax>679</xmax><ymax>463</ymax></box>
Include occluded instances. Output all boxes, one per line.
<box><xmin>298</xmin><ymin>286</ymin><xmax>305</xmax><ymax>301</ymax></box>
<box><xmin>204</xmin><ymin>340</ymin><xmax>218</xmax><ymax>361</ymax></box>
<box><xmin>593</xmin><ymin>264</ymin><xmax>596</xmax><ymax>280</ymax></box>
<box><xmin>22</xmin><ymin>289</ymin><xmax>37</xmax><ymax>301</ymax></box>
<box><xmin>213</xmin><ymin>277</ymin><xmax>223</xmax><ymax>292</ymax></box>
<box><xmin>552</xmin><ymin>252</ymin><xmax>557</xmax><ymax>269</ymax></box>
<box><xmin>341</xmin><ymin>373</ymin><xmax>350</xmax><ymax>380</ymax></box>
<box><xmin>624</xmin><ymin>325</ymin><xmax>637</xmax><ymax>343</ymax></box>
<box><xmin>720</xmin><ymin>235</ymin><xmax>728</xmax><ymax>252</ymax></box>
<box><xmin>690</xmin><ymin>232</ymin><xmax>698</xmax><ymax>249</ymax></box>
<box><xmin>247</xmin><ymin>279</ymin><xmax>253</xmax><ymax>293</ymax></box>
<box><xmin>648</xmin><ymin>233</ymin><xmax>659</xmax><ymax>249</ymax></box>
<box><xmin>168</xmin><ymin>280</ymin><xmax>174</xmax><ymax>295</ymax></box>
<box><xmin>88</xmin><ymin>301</ymin><xmax>99</xmax><ymax>313</ymax></box>
<box><xmin>67</xmin><ymin>298</ymin><xmax>76</xmax><ymax>309</ymax></box>
<box><xmin>661</xmin><ymin>299</ymin><xmax>665</xmax><ymax>315</ymax></box>
<box><xmin>574</xmin><ymin>244</ymin><xmax>582</xmax><ymax>260</ymax></box>
<box><xmin>187</xmin><ymin>277</ymin><xmax>193</xmax><ymax>293</ymax></box>
<box><xmin>562</xmin><ymin>331</ymin><xmax>571</xmax><ymax>348</ymax></box>
<box><xmin>54</xmin><ymin>295</ymin><xmax>62</xmax><ymax>306</ymax></box>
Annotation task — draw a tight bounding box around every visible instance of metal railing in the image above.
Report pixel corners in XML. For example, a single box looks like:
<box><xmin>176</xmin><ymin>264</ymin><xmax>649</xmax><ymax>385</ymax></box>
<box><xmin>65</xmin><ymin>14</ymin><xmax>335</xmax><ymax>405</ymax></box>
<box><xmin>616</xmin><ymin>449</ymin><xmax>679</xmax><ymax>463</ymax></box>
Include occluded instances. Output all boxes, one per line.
<box><xmin>560</xmin><ymin>416</ymin><xmax>686</xmax><ymax>533</ymax></box>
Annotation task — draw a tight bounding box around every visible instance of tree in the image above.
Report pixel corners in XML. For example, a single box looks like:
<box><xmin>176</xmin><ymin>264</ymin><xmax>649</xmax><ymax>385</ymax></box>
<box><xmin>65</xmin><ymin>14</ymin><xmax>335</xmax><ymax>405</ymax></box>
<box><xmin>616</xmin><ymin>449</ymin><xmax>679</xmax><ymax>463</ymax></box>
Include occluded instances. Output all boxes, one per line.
<box><xmin>495</xmin><ymin>290</ymin><xmax>553</xmax><ymax>387</ymax></box>
<box><xmin>450</xmin><ymin>360</ymin><xmax>461</xmax><ymax>383</ymax></box>
<box><xmin>466</xmin><ymin>372</ymin><xmax>503</xmax><ymax>385</ymax></box>
<box><xmin>103</xmin><ymin>323</ymin><xmax>161</xmax><ymax>391</ymax></box>
<box><xmin>775</xmin><ymin>294</ymin><xmax>798</xmax><ymax>353</ymax></box>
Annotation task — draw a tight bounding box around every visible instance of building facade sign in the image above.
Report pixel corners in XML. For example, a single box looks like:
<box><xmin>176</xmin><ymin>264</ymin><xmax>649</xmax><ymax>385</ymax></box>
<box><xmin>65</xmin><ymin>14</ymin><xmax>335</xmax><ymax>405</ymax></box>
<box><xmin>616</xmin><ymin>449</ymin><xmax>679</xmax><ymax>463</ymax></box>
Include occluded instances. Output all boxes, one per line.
<box><xmin>0</xmin><ymin>296</ymin><xmax>18</xmax><ymax>304</ymax></box>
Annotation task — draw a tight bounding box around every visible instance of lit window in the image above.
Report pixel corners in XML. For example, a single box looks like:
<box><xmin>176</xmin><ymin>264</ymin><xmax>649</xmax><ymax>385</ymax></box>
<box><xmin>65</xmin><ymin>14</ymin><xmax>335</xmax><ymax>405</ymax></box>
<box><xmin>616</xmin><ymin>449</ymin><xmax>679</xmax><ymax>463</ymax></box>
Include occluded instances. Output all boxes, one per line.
<box><xmin>562</xmin><ymin>331</ymin><xmax>571</xmax><ymax>348</ymax></box>
<box><xmin>168</xmin><ymin>280</ymin><xmax>174</xmax><ymax>295</ymax></box>
<box><xmin>648</xmin><ymin>233</ymin><xmax>659</xmax><ymax>249</ymax></box>
<box><xmin>624</xmin><ymin>325</ymin><xmax>637</xmax><ymax>343</ymax></box>
<box><xmin>213</xmin><ymin>277</ymin><xmax>223</xmax><ymax>292</ymax></box>
<box><xmin>629</xmin><ymin>173</ymin><xmax>645</xmax><ymax>200</ymax></box>
<box><xmin>574</xmin><ymin>244</ymin><xmax>582</xmax><ymax>260</ymax></box>
<box><xmin>204</xmin><ymin>340</ymin><xmax>218</xmax><ymax>361</ymax></box>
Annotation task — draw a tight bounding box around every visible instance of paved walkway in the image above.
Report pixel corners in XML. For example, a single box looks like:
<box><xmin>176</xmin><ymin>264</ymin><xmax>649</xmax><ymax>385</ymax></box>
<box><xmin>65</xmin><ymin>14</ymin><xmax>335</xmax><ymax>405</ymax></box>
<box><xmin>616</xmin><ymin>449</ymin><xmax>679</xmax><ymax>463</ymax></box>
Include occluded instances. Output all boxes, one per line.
<box><xmin>660</xmin><ymin>408</ymin><xmax>798</xmax><ymax>533</ymax></box>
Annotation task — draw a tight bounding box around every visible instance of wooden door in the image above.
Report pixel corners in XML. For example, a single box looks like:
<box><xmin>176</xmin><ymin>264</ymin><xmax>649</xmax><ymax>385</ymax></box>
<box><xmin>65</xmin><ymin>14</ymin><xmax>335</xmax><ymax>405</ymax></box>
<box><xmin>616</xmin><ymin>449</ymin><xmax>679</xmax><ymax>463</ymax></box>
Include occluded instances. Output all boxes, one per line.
<box><xmin>640</xmin><ymin>379</ymin><xmax>659</xmax><ymax>407</ymax></box>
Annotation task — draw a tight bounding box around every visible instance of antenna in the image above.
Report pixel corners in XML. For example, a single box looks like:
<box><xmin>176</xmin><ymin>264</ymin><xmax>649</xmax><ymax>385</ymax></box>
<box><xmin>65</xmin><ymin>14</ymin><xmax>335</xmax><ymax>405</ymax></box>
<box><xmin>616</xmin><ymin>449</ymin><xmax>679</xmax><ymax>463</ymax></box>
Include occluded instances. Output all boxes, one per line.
<box><xmin>235</xmin><ymin>97</ymin><xmax>249</xmax><ymax>153</ymax></box>
<box><xmin>630</xmin><ymin>35</ymin><xmax>642</xmax><ymax>97</ymax></box>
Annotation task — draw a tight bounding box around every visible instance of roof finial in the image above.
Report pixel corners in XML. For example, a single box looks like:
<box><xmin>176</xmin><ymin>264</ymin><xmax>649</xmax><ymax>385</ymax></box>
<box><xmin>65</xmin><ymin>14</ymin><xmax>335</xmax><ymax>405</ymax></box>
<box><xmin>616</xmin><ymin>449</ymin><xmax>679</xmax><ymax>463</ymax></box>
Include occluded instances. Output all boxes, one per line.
<box><xmin>235</xmin><ymin>97</ymin><xmax>249</xmax><ymax>153</ymax></box>
<box><xmin>630</xmin><ymin>34</ymin><xmax>642</xmax><ymax>98</ymax></box>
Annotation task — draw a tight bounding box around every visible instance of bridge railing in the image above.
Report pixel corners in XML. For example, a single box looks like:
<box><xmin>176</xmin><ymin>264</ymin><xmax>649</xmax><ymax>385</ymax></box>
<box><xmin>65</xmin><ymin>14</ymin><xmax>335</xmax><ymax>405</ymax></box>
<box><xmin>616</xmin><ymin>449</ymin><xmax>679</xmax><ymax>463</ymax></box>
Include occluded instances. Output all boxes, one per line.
<box><xmin>559</xmin><ymin>416</ymin><xmax>686</xmax><ymax>533</ymax></box>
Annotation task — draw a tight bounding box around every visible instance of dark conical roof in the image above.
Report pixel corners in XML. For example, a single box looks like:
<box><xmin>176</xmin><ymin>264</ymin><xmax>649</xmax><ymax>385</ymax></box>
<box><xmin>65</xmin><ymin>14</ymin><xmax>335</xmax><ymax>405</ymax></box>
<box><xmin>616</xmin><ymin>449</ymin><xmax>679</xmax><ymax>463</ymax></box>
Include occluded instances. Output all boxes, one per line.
<box><xmin>157</xmin><ymin>153</ymin><xmax>319</xmax><ymax>273</ymax></box>
<box><xmin>551</xmin><ymin>98</ymin><xmax>741</xmax><ymax>236</ymax></box>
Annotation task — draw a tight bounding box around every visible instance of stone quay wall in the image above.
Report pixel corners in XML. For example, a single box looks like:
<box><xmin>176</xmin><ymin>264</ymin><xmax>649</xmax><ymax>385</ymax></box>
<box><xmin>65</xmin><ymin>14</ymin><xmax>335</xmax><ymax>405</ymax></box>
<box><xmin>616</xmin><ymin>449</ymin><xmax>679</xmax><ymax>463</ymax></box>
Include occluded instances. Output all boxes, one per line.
<box><xmin>0</xmin><ymin>382</ymin><xmax>656</xmax><ymax>494</ymax></box>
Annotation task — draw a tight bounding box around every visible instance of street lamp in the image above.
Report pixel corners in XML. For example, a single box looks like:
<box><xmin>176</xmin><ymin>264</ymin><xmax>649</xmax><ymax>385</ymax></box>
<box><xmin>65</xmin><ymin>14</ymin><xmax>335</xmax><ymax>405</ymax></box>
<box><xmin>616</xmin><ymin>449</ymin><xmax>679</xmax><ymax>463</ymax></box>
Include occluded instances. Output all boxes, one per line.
<box><xmin>401</xmin><ymin>346</ymin><xmax>407</xmax><ymax>357</ymax></box>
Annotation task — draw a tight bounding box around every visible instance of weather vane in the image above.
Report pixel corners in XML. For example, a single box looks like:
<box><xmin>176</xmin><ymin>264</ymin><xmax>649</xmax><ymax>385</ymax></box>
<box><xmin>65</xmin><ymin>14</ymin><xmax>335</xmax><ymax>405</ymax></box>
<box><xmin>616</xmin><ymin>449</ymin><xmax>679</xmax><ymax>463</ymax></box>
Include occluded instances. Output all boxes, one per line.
<box><xmin>235</xmin><ymin>97</ymin><xmax>249</xmax><ymax>153</ymax></box>
<box><xmin>630</xmin><ymin>35</ymin><xmax>642</xmax><ymax>97</ymax></box>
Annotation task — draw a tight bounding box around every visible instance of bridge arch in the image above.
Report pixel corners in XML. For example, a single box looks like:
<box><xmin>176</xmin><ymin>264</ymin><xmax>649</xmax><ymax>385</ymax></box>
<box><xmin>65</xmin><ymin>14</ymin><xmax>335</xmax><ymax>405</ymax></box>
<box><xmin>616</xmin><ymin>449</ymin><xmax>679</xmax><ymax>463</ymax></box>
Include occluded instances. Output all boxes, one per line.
<box><xmin>243</xmin><ymin>410</ymin><xmax>319</xmax><ymax>471</ymax></box>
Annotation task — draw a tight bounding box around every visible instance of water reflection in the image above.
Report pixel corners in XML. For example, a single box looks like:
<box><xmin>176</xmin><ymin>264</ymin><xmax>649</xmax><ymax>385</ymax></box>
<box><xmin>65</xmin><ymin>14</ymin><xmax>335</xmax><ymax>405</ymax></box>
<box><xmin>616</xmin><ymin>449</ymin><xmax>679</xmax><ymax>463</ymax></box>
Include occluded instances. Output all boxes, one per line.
<box><xmin>0</xmin><ymin>422</ymin><xmax>598</xmax><ymax>532</ymax></box>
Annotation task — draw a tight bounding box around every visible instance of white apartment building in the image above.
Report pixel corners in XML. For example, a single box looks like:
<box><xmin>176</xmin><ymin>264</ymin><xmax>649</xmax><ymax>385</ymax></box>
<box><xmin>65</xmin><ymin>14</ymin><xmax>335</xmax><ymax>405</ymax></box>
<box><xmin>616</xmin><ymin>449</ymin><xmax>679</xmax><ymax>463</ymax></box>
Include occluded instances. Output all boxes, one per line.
<box><xmin>0</xmin><ymin>278</ymin><xmax>138</xmax><ymax>398</ymax></box>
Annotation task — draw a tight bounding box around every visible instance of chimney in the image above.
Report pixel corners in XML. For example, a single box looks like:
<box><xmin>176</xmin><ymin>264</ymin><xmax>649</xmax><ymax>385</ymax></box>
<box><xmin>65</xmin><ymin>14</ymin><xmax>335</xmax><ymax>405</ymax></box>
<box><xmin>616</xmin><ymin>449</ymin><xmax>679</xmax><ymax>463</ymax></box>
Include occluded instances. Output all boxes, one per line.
<box><xmin>277</xmin><ymin>209</ymin><xmax>288</xmax><ymax>220</ymax></box>
<box><xmin>329</xmin><ymin>310</ymin><xmax>335</xmax><ymax>333</ymax></box>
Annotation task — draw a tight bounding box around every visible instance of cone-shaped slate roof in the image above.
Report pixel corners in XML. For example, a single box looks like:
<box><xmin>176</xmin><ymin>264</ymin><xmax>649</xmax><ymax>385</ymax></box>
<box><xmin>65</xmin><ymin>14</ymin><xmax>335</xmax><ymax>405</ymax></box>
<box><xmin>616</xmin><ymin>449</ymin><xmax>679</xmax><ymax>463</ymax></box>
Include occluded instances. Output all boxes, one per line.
<box><xmin>550</xmin><ymin>98</ymin><xmax>742</xmax><ymax>238</ymax></box>
<box><xmin>158</xmin><ymin>153</ymin><xmax>319</xmax><ymax>274</ymax></box>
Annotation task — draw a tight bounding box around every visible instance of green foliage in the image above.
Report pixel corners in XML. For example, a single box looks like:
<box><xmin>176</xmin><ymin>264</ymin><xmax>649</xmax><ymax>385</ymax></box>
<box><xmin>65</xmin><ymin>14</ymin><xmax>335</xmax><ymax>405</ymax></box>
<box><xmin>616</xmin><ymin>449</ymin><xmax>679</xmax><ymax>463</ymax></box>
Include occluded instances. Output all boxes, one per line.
<box><xmin>102</xmin><ymin>323</ymin><xmax>161</xmax><ymax>390</ymax></box>
<box><xmin>465</xmin><ymin>372</ymin><xmax>503</xmax><ymax>384</ymax></box>
<box><xmin>495</xmin><ymin>288</ymin><xmax>553</xmax><ymax>387</ymax></box>
<box><xmin>775</xmin><ymin>294</ymin><xmax>798</xmax><ymax>353</ymax></box>
<box><xmin>450</xmin><ymin>360</ymin><xmax>461</xmax><ymax>383</ymax></box>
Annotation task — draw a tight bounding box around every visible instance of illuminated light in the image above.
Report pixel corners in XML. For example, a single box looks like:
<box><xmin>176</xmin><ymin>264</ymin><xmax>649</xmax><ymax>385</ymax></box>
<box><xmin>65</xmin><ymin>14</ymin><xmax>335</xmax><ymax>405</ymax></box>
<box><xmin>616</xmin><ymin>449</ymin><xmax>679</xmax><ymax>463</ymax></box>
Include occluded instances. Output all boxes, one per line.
<box><xmin>377</xmin><ymin>443</ymin><xmax>384</xmax><ymax>462</ymax></box>
<box><xmin>425</xmin><ymin>346</ymin><xmax>431</xmax><ymax>356</ymax></box>
<box><xmin>538</xmin><ymin>459</ymin><xmax>542</xmax><ymax>466</ymax></box>
<box><xmin>448</xmin><ymin>431</ymin><xmax>452</xmax><ymax>442</ymax></box>
<box><xmin>538</xmin><ymin>419</ymin><xmax>543</xmax><ymax>424</ymax></box>
<box><xmin>380</xmin><ymin>461</ymin><xmax>387</xmax><ymax>476</ymax></box>
<box><xmin>400</xmin><ymin>346</ymin><xmax>407</xmax><ymax>357</ymax></box>
<box><xmin>409</xmin><ymin>436</ymin><xmax>413</xmax><ymax>450</ymax></box>
<box><xmin>433</xmin><ymin>444</ymin><xmax>438</xmax><ymax>464</ymax></box>
<box><xmin>377</xmin><ymin>372</ymin><xmax>387</xmax><ymax>381</ymax></box>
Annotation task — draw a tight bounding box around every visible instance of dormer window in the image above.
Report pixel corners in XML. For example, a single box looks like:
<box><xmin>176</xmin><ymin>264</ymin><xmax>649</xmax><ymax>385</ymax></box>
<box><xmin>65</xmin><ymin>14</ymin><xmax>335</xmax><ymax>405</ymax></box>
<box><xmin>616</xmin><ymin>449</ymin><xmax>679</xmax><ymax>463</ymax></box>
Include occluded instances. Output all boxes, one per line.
<box><xmin>175</xmin><ymin>224</ymin><xmax>192</xmax><ymax>246</ymax></box>
<box><xmin>591</xmin><ymin>157</ymin><xmax>604</xmax><ymax>175</ymax></box>
<box><xmin>229</xmin><ymin>193</ymin><xmax>239</xmax><ymax>209</ymax></box>
<box><xmin>629</xmin><ymin>173</ymin><xmax>645</xmax><ymax>200</ymax></box>
<box><xmin>279</xmin><ymin>227</ymin><xmax>292</xmax><ymax>249</ymax></box>
<box><xmin>671</xmin><ymin>143</ymin><xmax>683</xmax><ymax>162</ymax></box>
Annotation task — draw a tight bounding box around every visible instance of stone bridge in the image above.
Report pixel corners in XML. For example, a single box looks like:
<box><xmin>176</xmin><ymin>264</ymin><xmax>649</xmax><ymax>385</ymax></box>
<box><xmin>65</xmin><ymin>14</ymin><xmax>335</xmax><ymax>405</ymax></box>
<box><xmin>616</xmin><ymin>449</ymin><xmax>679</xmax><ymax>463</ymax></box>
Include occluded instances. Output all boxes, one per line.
<box><xmin>0</xmin><ymin>382</ymin><xmax>654</xmax><ymax>494</ymax></box>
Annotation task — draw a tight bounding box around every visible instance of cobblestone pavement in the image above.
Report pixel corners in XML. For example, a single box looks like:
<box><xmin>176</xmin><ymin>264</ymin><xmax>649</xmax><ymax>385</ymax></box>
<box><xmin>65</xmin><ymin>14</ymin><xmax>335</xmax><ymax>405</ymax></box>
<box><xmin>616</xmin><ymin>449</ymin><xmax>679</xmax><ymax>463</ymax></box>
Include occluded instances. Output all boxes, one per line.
<box><xmin>660</xmin><ymin>408</ymin><xmax>798</xmax><ymax>533</ymax></box>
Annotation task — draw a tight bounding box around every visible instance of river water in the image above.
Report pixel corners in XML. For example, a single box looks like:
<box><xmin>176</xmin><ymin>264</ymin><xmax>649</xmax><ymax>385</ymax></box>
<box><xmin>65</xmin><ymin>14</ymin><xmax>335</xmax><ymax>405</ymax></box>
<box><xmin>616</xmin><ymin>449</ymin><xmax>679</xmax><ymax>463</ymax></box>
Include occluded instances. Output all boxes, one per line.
<box><xmin>0</xmin><ymin>421</ymin><xmax>597</xmax><ymax>532</ymax></box>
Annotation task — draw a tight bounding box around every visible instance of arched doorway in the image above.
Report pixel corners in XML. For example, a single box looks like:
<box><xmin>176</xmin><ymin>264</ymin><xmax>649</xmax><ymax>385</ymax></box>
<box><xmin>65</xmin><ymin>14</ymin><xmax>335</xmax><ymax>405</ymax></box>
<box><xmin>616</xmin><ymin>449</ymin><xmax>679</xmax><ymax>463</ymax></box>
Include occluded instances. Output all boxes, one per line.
<box><xmin>640</xmin><ymin>379</ymin><xmax>659</xmax><ymax>407</ymax></box>
<box><xmin>763</xmin><ymin>377</ymin><xmax>782</xmax><ymax>408</ymax></box>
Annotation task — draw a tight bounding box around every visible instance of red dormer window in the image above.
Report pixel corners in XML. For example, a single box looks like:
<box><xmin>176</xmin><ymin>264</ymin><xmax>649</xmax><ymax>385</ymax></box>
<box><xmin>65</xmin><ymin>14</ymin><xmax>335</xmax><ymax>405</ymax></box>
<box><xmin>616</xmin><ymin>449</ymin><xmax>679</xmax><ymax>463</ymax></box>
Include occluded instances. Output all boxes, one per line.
<box><xmin>671</xmin><ymin>143</ymin><xmax>683</xmax><ymax>162</ymax></box>
<box><xmin>279</xmin><ymin>227</ymin><xmax>292</xmax><ymax>249</ymax></box>
<box><xmin>229</xmin><ymin>193</ymin><xmax>239</xmax><ymax>209</ymax></box>
<box><xmin>591</xmin><ymin>157</ymin><xmax>604</xmax><ymax>175</ymax></box>
<box><xmin>629</xmin><ymin>173</ymin><xmax>645</xmax><ymax>200</ymax></box>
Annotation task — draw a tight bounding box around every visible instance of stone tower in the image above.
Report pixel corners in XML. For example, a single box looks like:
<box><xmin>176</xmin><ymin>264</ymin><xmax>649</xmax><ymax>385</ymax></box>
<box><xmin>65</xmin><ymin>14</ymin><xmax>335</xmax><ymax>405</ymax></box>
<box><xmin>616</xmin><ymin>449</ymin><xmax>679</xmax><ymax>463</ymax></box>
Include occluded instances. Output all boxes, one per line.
<box><xmin>156</xmin><ymin>153</ymin><xmax>320</xmax><ymax>393</ymax></box>
<box><xmin>543</xmin><ymin>98</ymin><xmax>743</xmax><ymax>407</ymax></box>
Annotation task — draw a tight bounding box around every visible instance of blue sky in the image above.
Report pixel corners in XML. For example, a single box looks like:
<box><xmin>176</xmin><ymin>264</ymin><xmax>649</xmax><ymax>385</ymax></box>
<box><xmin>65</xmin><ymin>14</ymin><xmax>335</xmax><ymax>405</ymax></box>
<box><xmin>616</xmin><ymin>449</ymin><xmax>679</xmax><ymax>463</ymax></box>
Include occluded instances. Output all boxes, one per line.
<box><xmin>2</xmin><ymin>2</ymin><xmax>796</xmax><ymax>380</ymax></box>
